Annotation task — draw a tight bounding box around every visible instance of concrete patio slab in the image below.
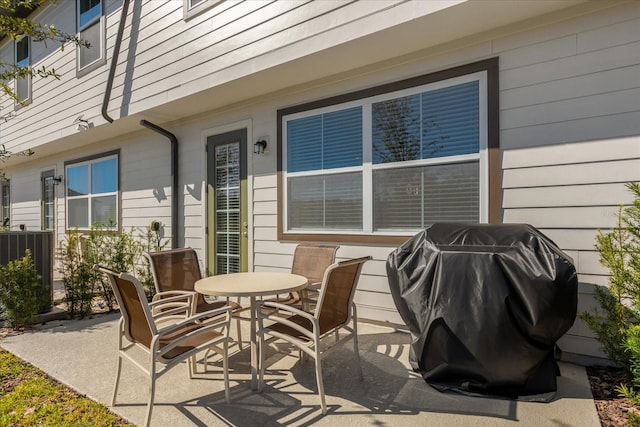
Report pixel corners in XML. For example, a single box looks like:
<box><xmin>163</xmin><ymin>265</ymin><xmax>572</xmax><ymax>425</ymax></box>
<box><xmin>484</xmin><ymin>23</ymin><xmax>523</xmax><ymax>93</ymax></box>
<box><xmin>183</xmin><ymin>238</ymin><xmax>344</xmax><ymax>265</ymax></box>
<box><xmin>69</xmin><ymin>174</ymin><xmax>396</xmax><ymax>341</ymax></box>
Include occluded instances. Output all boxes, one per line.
<box><xmin>0</xmin><ymin>313</ymin><xmax>600</xmax><ymax>427</ymax></box>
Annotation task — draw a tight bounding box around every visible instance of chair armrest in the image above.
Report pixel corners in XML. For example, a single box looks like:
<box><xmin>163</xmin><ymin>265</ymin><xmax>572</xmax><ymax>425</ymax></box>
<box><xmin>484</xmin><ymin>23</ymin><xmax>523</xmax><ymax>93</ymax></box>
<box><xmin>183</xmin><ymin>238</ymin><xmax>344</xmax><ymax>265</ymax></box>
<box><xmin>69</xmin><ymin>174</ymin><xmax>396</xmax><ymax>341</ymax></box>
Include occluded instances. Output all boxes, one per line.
<box><xmin>151</xmin><ymin>290</ymin><xmax>195</xmax><ymax>302</ymax></box>
<box><xmin>155</xmin><ymin>305</ymin><xmax>232</xmax><ymax>360</ymax></box>
<box><xmin>258</xmin><ymin>300</ymin><xmax>319</xmax><ymax>333</ymax></box>
<box><xmin>306</xmin><ymin>281</ymin><xmax>322</xmax><ymax>291</ymax></box>
<box><xmin>150</xmin><ymin>291</ymin><xmax>195</xmax><ymax>318</ymax></box>
<box><xmin>258</xmin><ymin>300</ymin><xmax>314</xmax><ymax>320</ymax></box>
<box><xmin>156</xmin><ymin>305</ymin><xmax>232</xmax><ymax>336</ymax></box>
<box><xmin>258</xmin><ymin>301</ymin><xmax>319</xmax><ymax>341</ymax></box>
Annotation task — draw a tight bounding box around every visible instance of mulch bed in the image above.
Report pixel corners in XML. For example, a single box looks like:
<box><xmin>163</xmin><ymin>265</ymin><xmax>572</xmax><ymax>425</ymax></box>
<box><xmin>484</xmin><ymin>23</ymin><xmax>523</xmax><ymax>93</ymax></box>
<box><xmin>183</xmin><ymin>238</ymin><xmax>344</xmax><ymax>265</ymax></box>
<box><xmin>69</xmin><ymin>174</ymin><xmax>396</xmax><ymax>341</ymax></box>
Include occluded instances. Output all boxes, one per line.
<box><xmin>587</xmin><ymin>365</ymin><xmax>639</xmax><ymax>426</ymax></box>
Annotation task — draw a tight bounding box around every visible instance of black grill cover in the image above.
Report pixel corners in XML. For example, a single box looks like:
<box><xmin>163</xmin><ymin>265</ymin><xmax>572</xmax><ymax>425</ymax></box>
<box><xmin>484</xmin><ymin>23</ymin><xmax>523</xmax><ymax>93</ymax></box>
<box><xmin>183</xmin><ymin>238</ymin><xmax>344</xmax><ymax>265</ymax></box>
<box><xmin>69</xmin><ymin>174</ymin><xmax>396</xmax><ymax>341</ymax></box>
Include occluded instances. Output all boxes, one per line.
<box><xmin>387</xmin><ymin>223</ymin><xmax>578</xmax><ymax>400</ymax></box>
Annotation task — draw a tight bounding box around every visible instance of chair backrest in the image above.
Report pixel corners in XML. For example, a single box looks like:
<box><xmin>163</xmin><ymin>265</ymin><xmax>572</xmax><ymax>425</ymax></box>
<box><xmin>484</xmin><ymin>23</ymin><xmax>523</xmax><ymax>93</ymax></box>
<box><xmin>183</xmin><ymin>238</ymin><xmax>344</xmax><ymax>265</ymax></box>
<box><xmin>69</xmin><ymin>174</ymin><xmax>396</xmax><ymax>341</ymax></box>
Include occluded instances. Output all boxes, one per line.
<box><xmin>291</xmin><ymin>244</ymin><xmax>339</xmax><ymax>285</ymax></box>
<box><xmin>315</xmin><ymin>256</ymin><xmax>371</xmax><ymax>334</ymax></box>
<box><xmin>145</xmin><ymin>248</ymin><xmax>203</xmax><ymax>294</ymax></box>
<box><xmin>97</xmin><ymin>266</ymin><xmax>156</xmax><ymax>348</ymax></box>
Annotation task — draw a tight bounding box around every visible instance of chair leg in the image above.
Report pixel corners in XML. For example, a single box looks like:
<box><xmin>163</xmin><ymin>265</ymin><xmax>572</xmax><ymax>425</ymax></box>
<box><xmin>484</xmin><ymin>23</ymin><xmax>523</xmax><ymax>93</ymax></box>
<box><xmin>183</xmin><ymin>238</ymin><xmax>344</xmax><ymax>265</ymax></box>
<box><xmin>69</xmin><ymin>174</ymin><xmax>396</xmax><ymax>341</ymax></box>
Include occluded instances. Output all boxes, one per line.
<box><xmin>352</xmin><ymin>331</ymin><xmax>363</xmax><ymax>379</ymax></box>
<box><xmin>189</xmin><ymin>354</ymin><xmax>197</xmax><ymax>378</ymax></box>
<box><xmin>111</xmin><ymin>354</ymin><xmax>122</xmax><ymax>407</ymax></box>
<box><xmin>112</xmin><ymin>319</ymin><xmax>124</xmax><ymax>407</ymax></box>
<box><xmin>258</xmin><ymin>331</ymin><xmax>266</xmax><ymax>392</ymax></box>
<box><xmin>352</xmin><ymin>309</ymin><xmax>363</xmax><ymax>379</ymax></box>
<box><xmin>314</xmin><ymin>350</ymin><xmax>326</xmax><ymax>415</ymax></box>
<box><xmin>236</xmin><ymin>318</ymin><xmax>243</xmax><ymax>351</ymax></box>
<box><xmin>145</xmin><ymin>360</ymin><xmax>156</xmax><ymax>427</ymax></box>
<box><xmin>223</xmin><ymin>339</ymin><xmax>230</xmax><ymax>404</ymax></box>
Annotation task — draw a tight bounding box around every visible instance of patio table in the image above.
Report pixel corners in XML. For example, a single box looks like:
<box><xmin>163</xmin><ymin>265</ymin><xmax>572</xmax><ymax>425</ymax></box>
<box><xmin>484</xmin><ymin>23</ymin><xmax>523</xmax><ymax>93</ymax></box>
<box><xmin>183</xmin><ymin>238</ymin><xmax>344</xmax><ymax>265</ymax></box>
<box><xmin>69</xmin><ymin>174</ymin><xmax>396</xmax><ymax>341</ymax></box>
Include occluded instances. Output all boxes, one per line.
<box><xmin>194</xmin><ymin>272</ymin><xmax>308</xmax><ymax>389</ymax></box>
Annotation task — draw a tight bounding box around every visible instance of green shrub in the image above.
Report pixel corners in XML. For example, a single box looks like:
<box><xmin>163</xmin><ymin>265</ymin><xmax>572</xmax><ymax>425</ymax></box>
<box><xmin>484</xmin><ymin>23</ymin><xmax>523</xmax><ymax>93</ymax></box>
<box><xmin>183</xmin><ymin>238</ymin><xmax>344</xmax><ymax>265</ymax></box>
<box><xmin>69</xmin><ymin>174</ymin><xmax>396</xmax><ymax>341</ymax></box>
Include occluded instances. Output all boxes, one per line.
<box><xmin>580</xmin><ymin>182</ymin><xmax>640</xmax><ymax>374</ymax></box>
<box><xmin>58</xmin><ymin>221</ymin><xmax>167</xmax><ymax>316</ymax></box>
<box><xmin>0</xmin><ymin>249</ymin><xmax>42</xmax><ymax>328</ymax></box>
<box><xmin>58</xmin><ymin>230</ymin><xmax>96</xmax><ymax>318</ymax></box>
<box><xmin>580</xmin><ymin>182</ymin><xmax>640</xmax><ymax>424</ymax></box>
<box><xmin>136</xmin><ymin>221</ymin><xmax>168</xmax><ymax>299</ymax></box>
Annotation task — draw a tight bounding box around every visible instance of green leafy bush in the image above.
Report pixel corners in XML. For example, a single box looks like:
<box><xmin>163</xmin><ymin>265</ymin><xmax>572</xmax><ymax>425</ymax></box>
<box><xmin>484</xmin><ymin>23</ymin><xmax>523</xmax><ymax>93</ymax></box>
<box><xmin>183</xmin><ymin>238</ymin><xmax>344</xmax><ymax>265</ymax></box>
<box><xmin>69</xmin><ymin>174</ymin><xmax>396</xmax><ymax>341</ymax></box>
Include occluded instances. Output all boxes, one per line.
<box><xmin>0</xmin><ymin>249</ymin><xmax>42</xmax><ymax>328</ymax></box>
<box><xmin>58</xmin><ymin>230</ymin><xmax>96</xmax><ymax>318</ymax></box>
<box><xmin>58</xmin><ymin>221</ymin><xmax>167</xmax><ymax>317</ymax></box>
<box><xmin>136</xmin><ymin>221</ymin><xmax>168</xmax><ymax>299</ymax></box>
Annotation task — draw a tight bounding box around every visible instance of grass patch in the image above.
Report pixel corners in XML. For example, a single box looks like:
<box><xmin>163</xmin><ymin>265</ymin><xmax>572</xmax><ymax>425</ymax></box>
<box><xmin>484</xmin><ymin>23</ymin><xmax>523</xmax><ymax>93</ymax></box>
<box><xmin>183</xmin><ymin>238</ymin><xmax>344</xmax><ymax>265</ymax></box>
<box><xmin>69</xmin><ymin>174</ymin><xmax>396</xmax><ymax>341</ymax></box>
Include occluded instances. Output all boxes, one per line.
<box><xmin>0</xmin><ymin>348</ymin><xmax>133</xmax><ymax>426</ymax></box>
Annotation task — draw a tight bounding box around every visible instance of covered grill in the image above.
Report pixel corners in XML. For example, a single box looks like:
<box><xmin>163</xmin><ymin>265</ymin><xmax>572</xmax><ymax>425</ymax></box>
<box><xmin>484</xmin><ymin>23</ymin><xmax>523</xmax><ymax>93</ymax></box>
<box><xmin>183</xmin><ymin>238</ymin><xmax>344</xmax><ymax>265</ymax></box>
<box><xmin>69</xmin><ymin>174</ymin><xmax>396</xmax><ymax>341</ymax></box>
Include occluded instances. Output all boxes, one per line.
<box><xmin>387</xmin><ymin>223</ymin><xmax>578</xmax><ymax>400</ymax></box>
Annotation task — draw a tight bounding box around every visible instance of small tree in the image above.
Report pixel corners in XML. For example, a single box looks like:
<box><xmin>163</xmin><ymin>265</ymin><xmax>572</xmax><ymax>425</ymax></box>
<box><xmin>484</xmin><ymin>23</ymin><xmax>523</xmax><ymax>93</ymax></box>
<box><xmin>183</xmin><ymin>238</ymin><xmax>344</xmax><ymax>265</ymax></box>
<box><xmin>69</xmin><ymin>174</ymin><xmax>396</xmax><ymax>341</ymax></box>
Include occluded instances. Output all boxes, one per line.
<box><xmin>0</xmin><ymin>249</ymin><xmax>42</xmax><ymax>328</ymax></box>
<box><xmin>0</xmin><ymin>0</ymin><xmax>89</xmax><ymax>178</ymax></box>
<box><xmin>0</xmin><ymin>0</ymin><xmax>88</xmax><ymax>105</ymax></box>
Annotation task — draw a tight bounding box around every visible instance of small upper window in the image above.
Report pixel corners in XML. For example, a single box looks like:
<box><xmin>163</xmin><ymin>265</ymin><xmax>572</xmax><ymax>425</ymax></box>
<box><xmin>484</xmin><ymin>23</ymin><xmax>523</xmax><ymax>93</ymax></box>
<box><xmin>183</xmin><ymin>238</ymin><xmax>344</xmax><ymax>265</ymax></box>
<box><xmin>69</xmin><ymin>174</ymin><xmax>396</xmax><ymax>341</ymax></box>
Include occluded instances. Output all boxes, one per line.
<box><xmin>183</xmin><ymin>0</ymin><xmax>223</xmax><ymax>19</ymax></box>
<box><xmin>15</xmin><ymin>36</ymin><xmax>31</xmax><ymax>105</ymax></box>
<box><xmin>77</xmin><ymin>0</ymin><xmax>105</xmax><ymax>74</ymax></box>
<box><xmin>79</xmin><ymin>0</ymin><xmax>102</xmax><ymax>27</ymax></box>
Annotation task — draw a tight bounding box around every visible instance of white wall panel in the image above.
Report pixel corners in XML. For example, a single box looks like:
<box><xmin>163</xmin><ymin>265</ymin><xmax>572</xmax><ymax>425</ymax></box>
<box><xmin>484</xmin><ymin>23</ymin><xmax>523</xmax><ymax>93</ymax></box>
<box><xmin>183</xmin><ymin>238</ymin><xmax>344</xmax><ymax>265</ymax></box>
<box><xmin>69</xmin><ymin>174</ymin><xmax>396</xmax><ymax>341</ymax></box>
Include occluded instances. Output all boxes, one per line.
<box><xmin>577</xmin><ymin>16</ymin><xmax>640</xmax><ymax>53</ymax></box>
<box><xmin>502</xmin><ymin>88</ymin><xmax>640</xmax><ymax>130</ymax></box>
<box><xmin>501</xmin><ymin>64</ymin><xmax>640</xmax><ymax>111</ymax></box>
<box><xmin>503</xmin><ymin>184</ymin><xmax>634</xmax><ymax>208</ymax></box>
<box><xmin>502</xmin><ymin>136</ymin><xmax>640</xmax><ymax>168</ymax></box>
<box><xmin>500</xmin><ymin>41</ymin><xmax>640</xmax><ymax>91</ymax></box>
<box><xmin>503</xmin><ymin>206</ymin><xmax>622</xmax><ymax>229</ymax></box>
<box><xmin>498</xmin><ymin>35</ymin><xmax>577</xmax><ymax>70</ymax></box>
<box><xmin>254</xmin><ymin>227</ymin><xmax>277</xmax><ymax>241</ymax></box>
<box><xmin>540</xmin><ymin>229</ymin><xmax>600</xmax><ymax>251</ymax></box>
<box><xmin>502</xmin><ymin>159</ymin><xmax>640</xmax><ymax>188</ymax></box>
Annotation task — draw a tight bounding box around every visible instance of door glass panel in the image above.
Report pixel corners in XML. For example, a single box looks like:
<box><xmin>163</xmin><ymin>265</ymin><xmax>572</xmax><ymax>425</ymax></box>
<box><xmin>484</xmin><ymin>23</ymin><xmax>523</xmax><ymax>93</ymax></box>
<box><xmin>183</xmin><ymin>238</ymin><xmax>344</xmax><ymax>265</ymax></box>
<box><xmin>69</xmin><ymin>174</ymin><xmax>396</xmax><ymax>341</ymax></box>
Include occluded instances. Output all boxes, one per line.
<box><xmin>42</xmin><ymin>175</ymin><xmax>55</xmax><ymax>230</ymax></box>
<box><xmin>214</xmin><ymin>142</ymin><xmax>241</xmax><ymax>274</ymax></box>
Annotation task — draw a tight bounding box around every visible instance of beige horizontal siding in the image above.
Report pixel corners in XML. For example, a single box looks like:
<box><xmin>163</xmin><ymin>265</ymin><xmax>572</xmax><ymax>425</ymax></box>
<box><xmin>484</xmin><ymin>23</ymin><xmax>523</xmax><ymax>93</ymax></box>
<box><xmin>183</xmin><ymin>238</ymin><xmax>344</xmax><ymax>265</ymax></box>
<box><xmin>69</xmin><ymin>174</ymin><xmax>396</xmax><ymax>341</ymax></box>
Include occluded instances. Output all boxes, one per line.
<box><xmin>502</xmin><ymin>136</ymin><xmax>640</xmax><ymax>168</ymax></box>
<box><xmin>502</xmin><ymin>159</ymin><xmax>640</xmax><ymax>188</ymax></box>
<box><xmin>503</xmin><ymin>184</ymin><xmax>635</xmax><ymax>208</ymax></box>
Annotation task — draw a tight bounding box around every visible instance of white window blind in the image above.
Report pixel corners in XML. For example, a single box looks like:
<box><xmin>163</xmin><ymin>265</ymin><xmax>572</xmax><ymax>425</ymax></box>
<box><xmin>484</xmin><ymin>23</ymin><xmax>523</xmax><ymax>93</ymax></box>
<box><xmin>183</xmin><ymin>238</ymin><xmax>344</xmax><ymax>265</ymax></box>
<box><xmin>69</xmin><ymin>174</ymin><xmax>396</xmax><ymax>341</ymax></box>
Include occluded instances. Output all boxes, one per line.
<box><xmin>283</xmin><ymin>72</ymin><xmax>487</xmax><ymax>235</ymax></box>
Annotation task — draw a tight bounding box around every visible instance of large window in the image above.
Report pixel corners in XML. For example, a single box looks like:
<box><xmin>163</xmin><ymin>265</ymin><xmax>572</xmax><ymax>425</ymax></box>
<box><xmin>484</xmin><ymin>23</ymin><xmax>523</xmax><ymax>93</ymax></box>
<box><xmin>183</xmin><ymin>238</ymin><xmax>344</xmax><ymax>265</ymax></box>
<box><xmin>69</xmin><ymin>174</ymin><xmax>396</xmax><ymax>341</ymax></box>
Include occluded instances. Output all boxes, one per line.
<box><xmin>77</xmin><ymin>0</ymin><xmax>105</xmax><ymax>74</ymax></box>
<box><xmin>279</xmin><ymin>59</ymin><xmax>499</xmax><ymax>243</ymax></box>
<box><xmin>15</xmin><ymin>36</ymin><xmax>31</xmax><ymax>105</ymax></box>
<box><xmin>1</xmin><ymin>181</ymin><xmax>9</xmax><ymax>228</ymax></box>
<box><xmin>66</xmin><ymin>153</ymin><xmax>118</xmax><ymax>229</ymax></box>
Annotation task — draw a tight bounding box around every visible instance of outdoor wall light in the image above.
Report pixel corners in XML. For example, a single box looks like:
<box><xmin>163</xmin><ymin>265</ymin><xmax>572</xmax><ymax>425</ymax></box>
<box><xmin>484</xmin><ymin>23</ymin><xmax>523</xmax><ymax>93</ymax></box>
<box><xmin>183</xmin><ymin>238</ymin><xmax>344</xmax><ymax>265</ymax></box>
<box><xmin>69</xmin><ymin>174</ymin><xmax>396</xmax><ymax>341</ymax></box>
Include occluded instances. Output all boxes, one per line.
<box><xmin>73</xmin><ymin>115</ymin><xmax>93</xmax><ymax>132</ymax></box>
<box><xmin>52</xmin><ymin>176</ymin><xmax>63</xmax><ymax>185</ymax></box>
<box><xmin>254</xmin><ymin>139</ymin><xmax>267</xmax><ymax>155</ymax></box>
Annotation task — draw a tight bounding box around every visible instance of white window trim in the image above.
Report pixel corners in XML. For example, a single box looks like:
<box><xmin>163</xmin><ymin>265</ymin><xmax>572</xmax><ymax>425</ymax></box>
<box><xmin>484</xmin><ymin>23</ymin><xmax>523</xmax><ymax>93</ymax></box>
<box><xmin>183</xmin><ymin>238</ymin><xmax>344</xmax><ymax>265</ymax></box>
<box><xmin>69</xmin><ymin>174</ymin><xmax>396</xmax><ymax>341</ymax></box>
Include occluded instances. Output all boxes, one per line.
<box><xmin>65</xmin><ymin>154</ymin><xmax>118</xmax><ymax>230</ymax></box>
<box><xmin>76</xmin><ymin>0</ymin><xmax>106</xmax><ymax>76</ymax></box>
<box><xmin>282</xmin><ymin>71</ymin><xmax>489</xmax><ymax>236</ymax></box>
<box><xmin>15</xmin><ymin>36</ymin><xmax>32</xmax><ymax>107</ymax></box>
<box><xmin>1</xmin><ymin>180</ymin><xmax>10</xmax><ymax>228</ymax></box>
<box><xmin>183</xmin><ymin>0</ymin><xmax>224</xmax><ymax>20</ymax></box>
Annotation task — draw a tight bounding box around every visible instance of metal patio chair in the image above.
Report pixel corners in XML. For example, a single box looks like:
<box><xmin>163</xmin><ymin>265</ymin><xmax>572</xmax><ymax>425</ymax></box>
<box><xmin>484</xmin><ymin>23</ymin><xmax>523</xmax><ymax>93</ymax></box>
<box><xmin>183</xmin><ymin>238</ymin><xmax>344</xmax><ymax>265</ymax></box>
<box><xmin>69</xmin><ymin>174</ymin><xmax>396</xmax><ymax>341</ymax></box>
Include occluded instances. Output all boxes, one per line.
<box><xmin>97</xmin><ymin>265</ymin><xmax>232</xmax><ymax>427</ymax></box>
<box><xmin>257</xmin><ymin>255</ymin><xmax>371</xmax><ymax>414</ymax></box>
<box><xmin>144</xmin><ymin>248</ymin><xmax>244</xmax><ymax>349</ymax></box>
<box><xmin>274</xmin><ymin>243</ymin><xmax>339</xmax><ymax>311</ymax></box>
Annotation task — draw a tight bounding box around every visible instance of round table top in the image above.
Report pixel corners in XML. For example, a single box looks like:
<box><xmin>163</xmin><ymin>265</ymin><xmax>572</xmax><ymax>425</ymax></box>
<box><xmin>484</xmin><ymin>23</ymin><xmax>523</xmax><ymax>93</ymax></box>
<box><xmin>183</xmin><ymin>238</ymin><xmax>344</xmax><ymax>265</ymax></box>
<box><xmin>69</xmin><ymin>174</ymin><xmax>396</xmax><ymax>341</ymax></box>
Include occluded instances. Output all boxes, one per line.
<box><xmin>194</xmin><ymin>272</ymin><xmax>308</xmax><ymax>297</ymax></box>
